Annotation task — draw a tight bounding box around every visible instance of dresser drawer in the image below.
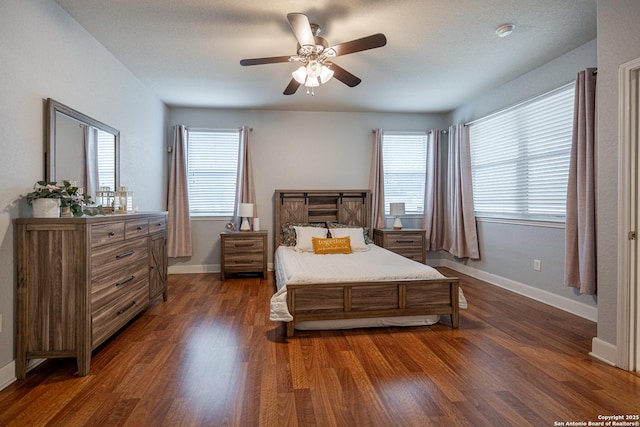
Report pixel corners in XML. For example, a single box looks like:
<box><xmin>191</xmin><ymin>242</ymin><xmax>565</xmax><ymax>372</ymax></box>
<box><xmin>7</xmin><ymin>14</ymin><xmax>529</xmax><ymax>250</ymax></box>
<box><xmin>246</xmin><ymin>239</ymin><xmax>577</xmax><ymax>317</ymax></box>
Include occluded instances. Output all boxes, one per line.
<box><xmin>91</xmin><ymin>259</ymin><xmax>149</xmax><ymax>311</ymax></box>
<box><xmin>125</xmin><ymin>219</ymin><xmax>149</xmax><ymax>239</ymax></box>
<box><xmin>91</xmin><ymin>222</ymin><xmax>125</xmax><ymax>247</ymax></box>
<box><xmin>92</xmin><ymin>283</ymin><xmax>149</xmax><ymax>347</ymax></box>
<box><xmin>223</xmin><ymin>236</ymin><xmax>264</xmax><ymax>255</ymax></box>
<box><xmin>148</xmin><ymin>216</ymin><xmax>167</xmax><ymax>234</ymax></box>
<box><xmin>91</xmin><ymin>238</ymin><xmax>148</xmax><ymax>278</ymax></box>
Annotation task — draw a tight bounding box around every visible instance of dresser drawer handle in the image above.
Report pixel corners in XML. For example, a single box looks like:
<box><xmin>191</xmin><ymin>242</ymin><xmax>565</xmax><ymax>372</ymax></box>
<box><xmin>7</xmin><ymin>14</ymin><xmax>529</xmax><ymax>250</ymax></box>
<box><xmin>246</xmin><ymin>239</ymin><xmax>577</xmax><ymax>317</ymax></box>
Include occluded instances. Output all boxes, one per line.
<box><xmin>155</xmin><ymin>223</ymin><xmax>163</xmax><ymax>227</ymax></box>
<box><xmin>137</xmin><ymin>226</ymin><xmax>143</xmax><ymax>231</ymax></box>
<box><xmin>115</xmin><ymin>275</ymin><xmax>135</xmax><ymax>287</ymax></box>
<box><xmin>115</xmin><ymin>250</ymin><xmax>135</xmax><ymax>260</ymax></box>
<box><xmin>109</xmin><ymin>231</ymin><xmax>116</xmax><ymax>236</ymax></box>
<box><xmin>234</xmin><ymin>260</ymin><xmax>254</xmax><ymax>264</ymax></box>
<box><xmin>116</xmin><ymin>300</ymin><xmax>137</xmax><ymax>316</ymax></box>
<box><xmin>395</xmin><ymin>240</ymin><xmax>415</xmax><ymax>244</ymax></box>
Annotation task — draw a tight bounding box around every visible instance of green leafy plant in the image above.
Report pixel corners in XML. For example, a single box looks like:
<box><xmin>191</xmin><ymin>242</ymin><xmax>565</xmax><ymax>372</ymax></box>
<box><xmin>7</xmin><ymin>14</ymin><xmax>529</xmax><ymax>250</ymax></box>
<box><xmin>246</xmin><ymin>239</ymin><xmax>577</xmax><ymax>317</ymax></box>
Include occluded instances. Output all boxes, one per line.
<box><xmin>26</xmin><ymin>180</ymin><xmax>105</xmax><ymax>217</ymax></box>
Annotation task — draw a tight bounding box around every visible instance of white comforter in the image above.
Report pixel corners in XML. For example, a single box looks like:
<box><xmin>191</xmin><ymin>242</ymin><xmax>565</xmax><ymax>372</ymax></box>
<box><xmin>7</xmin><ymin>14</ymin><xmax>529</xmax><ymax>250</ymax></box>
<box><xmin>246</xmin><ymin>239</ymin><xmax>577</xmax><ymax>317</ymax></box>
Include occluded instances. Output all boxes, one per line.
<box><xmin>270</xmin><ymin>244</ymin><xmax>467</xmax><ymax>323</ymax></box>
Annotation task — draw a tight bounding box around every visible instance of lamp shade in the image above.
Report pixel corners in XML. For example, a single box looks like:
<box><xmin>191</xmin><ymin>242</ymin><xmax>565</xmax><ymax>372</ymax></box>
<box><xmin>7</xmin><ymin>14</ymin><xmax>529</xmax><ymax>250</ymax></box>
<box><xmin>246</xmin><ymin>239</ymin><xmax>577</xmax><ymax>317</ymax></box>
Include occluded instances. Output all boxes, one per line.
<box><xmin>239</xmin><ymin>203</ymin><xmax>254</xmax><ymax>217</ymax></box>
<box><xmin>389</xmin><ymin>202</ymin><xmax>405</xmax><ymax>216</ymax></box>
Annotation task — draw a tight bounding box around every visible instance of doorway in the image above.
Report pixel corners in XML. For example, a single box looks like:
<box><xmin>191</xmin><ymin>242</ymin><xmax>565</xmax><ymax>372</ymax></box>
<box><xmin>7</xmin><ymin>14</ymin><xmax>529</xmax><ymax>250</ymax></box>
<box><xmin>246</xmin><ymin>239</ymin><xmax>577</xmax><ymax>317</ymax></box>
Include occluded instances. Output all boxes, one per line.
<box><xmin>618</xmin><ymin>58</ymin><xmax>640</xmax><ymax>372</ymax></box>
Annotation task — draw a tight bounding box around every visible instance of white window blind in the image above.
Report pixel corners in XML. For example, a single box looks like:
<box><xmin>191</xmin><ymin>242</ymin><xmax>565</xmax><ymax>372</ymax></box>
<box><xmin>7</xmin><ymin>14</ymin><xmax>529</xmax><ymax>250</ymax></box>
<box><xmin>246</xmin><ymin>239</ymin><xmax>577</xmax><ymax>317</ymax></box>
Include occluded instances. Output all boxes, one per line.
<box><xmin>382</xmin><ymin>131</ymin><xmax>427</xmax><ymax>214</ymax></box>
<box><xmin>97</xmin><ymin>129</ymin><xmax>116</xmax><ymax>191</ymax></box>
<box><xmin>187</xmin><ymin>129</ymin><xmax>240</xmax><ymax>216</ymax></box>
<box><xmin>468</xmin><ymin>83</ymin><xmax>575</xmax><ymax>221</ymax></box>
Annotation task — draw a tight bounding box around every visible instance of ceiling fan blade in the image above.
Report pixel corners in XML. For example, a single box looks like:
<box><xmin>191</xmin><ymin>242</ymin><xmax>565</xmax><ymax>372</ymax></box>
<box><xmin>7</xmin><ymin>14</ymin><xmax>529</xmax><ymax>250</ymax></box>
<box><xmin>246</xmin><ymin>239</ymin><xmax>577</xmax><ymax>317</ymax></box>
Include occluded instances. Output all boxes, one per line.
<box><xmin>329</xmin><ymin>33</ymin><xmax>387</xmax><ymax>57</ymax></box>
<box><xmin>328</xmin><ymin>62</ymin><xmax>362</xmax><ymax>87</ymax></box>
<box><xmin>283</xmin><ymin>78</ymin><xmax>301</xmax><ymax>95</ymax></box>
<box><xmin>240</xmin><ymin>56</ymin><xmax>292</xmax><ymax>66</ymax></box>
<box><xmin>287</xmin><ymin>13</ymin><xmax>315</xmax><ymax>47</ymax></box>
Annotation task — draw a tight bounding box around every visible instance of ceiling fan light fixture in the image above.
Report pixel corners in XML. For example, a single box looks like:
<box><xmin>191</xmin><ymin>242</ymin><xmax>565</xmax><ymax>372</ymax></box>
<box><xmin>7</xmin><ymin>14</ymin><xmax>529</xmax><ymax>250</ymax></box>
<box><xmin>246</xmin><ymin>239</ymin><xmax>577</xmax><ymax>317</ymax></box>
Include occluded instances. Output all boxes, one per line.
<box><xmin>319</xmin><ymin>65</ymin><xmax>334</xmax><ymax>84</ymax></box>
<box><xmin>306</xmin><ymin>76</ymin><xmax>320</xmax><ymax>87</ymax></box>
<box><xmin>495</xmin><ymin>23</ymin><xmax>515</xmax><ymax>38</ymax></box>
<box><xmin>292</xmin><ymin>66</ymin><xmax>307</xmax><ymax>84</ymax></box>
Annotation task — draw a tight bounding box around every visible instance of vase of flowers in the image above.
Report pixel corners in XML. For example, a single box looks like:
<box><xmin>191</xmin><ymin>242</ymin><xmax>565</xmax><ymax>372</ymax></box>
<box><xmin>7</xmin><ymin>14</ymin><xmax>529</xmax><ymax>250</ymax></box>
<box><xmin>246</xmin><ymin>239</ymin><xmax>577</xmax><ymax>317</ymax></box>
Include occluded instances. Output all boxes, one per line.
<box><xmin>26</xmin><ymin>180</ymin><xmax>104</xmax><ymax>218</ymax></box>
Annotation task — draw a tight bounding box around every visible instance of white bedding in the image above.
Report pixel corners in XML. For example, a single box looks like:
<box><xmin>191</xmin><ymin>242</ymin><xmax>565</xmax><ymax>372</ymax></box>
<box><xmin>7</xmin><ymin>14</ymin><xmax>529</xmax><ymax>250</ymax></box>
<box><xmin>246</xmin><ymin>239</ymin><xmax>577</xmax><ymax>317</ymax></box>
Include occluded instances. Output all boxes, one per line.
<box><xmin>270</xmin><ymin>244</ymin><xmax>467</xmax><ymax>330</ymax></box>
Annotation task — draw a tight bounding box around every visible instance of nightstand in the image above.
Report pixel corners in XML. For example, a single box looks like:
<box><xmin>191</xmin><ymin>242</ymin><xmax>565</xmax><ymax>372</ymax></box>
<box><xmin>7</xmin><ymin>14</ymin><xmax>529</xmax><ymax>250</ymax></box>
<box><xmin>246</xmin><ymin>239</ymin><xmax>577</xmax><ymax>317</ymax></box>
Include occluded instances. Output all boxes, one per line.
<box><xmin>373</xmin><ymin>228</ymin><xmax>426</xmax><ymax>264</ymax></box>
<box><xmin>220</xmin><ymin>230</ymin><xmax>268</xmax><ymax>280</ymax></box>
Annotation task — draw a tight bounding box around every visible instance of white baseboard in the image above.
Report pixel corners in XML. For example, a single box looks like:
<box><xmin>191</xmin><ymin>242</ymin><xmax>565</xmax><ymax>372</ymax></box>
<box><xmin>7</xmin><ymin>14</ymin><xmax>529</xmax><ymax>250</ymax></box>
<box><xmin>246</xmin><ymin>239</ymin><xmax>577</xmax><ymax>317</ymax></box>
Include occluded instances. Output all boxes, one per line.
<box><xmin>0</xmin><ymin>360</ymin><xmax>16</xmax><ymax>391</ymax></box>
<box><xmin>590</xmin><ymin>337</ymin><xmax>617</xmax><ymax>366</ymax></box>
<box><xmin>168</xmin><ymin>263</ymin><xmax>219</xmax><ymax>274</ymax></box>
<box><xmin>0</xmin><ymin>358</ymin><xmax>46</xmax><ymax>392</ymax></box>
<box><xmin>437</xmin><ymin>259</ymin><xmax>598</xmax><ymax>322</ymax></box>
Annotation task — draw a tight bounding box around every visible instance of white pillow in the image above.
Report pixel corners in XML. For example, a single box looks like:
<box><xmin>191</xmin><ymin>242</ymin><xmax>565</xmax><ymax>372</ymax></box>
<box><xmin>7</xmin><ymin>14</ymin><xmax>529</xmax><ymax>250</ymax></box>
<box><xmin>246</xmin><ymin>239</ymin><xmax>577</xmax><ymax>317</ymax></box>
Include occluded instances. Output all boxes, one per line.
<box><xmin>328</xmin><ymin>227</ymin><xmax>370</xmax><ymax>251</ymax></box>
<box><xmin>294</xmin><ymin>226</ymin><xmax>328</xmax><ymax>252</ymax></box>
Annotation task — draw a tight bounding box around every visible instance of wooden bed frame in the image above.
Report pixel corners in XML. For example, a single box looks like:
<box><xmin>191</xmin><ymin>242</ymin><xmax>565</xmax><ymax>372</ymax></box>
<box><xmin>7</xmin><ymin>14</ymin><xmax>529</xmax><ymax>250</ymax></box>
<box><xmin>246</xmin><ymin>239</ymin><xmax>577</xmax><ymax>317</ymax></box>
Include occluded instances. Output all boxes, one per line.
<box><xmin>274</xmin><ymin>189</ymin><xmax>460</xmax><ymax>337</ymax></box>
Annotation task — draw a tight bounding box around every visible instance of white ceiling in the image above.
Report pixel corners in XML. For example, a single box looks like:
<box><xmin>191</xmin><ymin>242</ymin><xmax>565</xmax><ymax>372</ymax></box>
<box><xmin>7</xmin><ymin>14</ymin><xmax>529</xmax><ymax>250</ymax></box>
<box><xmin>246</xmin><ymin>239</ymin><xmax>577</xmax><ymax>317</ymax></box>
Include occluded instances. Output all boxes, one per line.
<box><xmin>55</xmin><ymin>0</ymin><xmax>596</xmax><ymax>113</ymax></box>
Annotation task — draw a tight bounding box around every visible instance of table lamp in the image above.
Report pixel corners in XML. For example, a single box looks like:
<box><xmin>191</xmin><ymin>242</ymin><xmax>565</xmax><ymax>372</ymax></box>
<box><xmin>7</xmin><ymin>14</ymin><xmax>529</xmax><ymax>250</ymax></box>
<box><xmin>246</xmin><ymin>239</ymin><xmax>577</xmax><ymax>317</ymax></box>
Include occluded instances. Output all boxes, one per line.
<box><xmin>389</xmin><ymin>202</ymin><xmax>405</xmax><ymax>230</ymax></box>
<box><xmin>239</xmin><ymin>203</ymin><xmax>254</xmax><ymax>232</ymax></box>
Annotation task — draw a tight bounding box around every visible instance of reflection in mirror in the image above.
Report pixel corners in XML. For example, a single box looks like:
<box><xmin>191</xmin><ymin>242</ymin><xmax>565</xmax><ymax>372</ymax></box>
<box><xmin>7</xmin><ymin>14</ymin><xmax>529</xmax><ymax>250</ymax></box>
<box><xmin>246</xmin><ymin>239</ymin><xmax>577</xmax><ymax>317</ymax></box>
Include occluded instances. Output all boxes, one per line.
<box><xmin>46</xmin><ymin>98</ymin><xmax>120</xmax><ymax>199</ymax></box>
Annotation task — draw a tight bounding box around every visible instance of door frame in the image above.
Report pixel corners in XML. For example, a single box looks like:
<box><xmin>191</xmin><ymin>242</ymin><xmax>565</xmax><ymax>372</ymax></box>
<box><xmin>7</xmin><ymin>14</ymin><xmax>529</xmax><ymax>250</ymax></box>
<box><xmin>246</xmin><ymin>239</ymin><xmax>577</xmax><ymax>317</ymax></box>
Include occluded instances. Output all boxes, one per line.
<box><xmin>617</xmin><ymin>56</ymin><xmax>640</xmax><ymax>371</ymax></box>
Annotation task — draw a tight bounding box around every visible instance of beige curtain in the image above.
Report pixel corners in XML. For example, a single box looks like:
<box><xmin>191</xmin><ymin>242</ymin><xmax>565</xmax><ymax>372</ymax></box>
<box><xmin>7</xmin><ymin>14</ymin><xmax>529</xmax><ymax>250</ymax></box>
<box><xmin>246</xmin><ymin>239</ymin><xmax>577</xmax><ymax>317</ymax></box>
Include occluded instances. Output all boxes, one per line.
<box><xmin>83</xmin><ymin>125</ymin><xmax>99</xmax><ymax>199</ymax></box>
<box><xmin>565</xmin><ymin>68</ymin><xmax>597</xmax><ymax>295</ymax></box>
<box><xmin>233</xmin><ymin>126</ymin><xmax>256</xmax><ymax>229</ymax></box>
<box><xmin>167</xmin><ymin>125</ymin><xmax>192</xmax><ymax>258</ymax></box>
<box><xmin>369</xmin><ymin>128</ymin><xmax>385</xmax><ymax>234</ymax></box>
<box><xmin>423</xmin><ymin>129</ymin><xmax>444</xmax><ymax>251</ymax></box>
<box><xmin>444</xmin><ymin>124</ymin><xmax>480</xmax><ymax>259</ymax></box>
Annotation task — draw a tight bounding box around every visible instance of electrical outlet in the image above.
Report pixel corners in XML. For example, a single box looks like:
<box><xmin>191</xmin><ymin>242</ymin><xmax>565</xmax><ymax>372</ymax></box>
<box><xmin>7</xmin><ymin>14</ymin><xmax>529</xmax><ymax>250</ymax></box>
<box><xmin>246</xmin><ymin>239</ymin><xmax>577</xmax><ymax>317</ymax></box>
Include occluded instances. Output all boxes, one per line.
<box><xmin>533</xmin><ymin>259</ymin><xmax>542</xmax><ymax>271</ymax></box>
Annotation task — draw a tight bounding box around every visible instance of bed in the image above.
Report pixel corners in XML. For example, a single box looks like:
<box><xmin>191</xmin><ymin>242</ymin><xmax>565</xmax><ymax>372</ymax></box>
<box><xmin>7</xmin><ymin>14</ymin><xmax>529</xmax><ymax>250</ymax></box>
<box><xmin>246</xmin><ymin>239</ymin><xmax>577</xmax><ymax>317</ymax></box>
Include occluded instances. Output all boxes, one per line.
<box><xmin>271</xmin><ymin>190</ymin><xmax>465</xmax><ymax>337</ymax></box>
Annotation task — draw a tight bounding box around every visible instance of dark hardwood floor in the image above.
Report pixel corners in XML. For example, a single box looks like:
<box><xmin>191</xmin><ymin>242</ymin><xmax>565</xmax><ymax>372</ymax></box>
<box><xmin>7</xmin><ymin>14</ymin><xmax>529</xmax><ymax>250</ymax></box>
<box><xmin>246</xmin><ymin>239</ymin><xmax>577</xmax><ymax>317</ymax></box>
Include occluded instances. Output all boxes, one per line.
<box><xmin>1</xmin><ymin>268</ymin><xmax>639</xmax><ymax>426</ymax></box>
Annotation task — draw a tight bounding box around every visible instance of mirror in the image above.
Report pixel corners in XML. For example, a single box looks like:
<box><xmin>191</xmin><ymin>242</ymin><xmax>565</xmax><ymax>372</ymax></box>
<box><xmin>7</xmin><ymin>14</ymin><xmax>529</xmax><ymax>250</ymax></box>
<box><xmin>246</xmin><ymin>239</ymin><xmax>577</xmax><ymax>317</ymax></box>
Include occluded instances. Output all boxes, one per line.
<box><xmin>45</xmin><ymin>98</ymin><xmax>120</xmax><ymax>199</ymax></box>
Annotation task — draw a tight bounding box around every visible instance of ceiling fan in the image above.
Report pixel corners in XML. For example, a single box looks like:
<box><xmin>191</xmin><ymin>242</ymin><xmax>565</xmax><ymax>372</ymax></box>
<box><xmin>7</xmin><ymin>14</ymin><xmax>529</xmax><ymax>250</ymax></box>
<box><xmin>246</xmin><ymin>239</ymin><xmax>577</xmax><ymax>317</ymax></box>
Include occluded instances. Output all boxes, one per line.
<box><xmin>240</xmin><ymin>13</ymin><xmax>387</xmax><ymax>95</ymax></box>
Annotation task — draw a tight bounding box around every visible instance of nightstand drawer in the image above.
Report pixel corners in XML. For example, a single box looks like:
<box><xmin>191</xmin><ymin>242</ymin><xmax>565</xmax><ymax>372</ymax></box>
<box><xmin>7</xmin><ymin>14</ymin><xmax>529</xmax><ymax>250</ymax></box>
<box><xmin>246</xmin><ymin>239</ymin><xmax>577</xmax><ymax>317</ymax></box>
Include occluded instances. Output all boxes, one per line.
<box><xmin>223</xmin><ymin>236</ymin><xmax>264</xmax><ymax>254</ymax></box>
<box><xmin>223</xmin><ymin>255</ymin><xmax>264</xmax><ymax>272</ymax></box>
<box><xmin>384</xmin><ymin>233</ymin><xmax>424</xmax><ymax>250</ymax></box>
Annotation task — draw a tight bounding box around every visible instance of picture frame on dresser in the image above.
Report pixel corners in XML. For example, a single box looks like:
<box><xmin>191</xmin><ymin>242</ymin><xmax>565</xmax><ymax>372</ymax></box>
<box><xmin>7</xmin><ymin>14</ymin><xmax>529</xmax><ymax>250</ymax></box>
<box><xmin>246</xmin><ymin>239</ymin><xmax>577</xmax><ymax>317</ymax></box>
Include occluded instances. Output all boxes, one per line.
<box><xmin>14</xmin><ymin>212</ymin><xmax>168</xmax><ymax>378</ymax></box>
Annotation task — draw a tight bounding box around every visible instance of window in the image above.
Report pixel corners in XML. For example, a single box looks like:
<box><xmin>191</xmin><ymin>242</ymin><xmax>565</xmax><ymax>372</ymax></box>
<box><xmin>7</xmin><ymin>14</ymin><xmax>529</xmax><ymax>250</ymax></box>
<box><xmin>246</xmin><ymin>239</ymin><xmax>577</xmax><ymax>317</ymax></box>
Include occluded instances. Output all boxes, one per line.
<box><xmin>186</xmin><ymin>129</ymin><xmax>240</xmax><ymax>216</ymax></box>
<box><xmin>382</xmin><ymin>131</ymin><xmax>427</xmax><ymax>215</ymax></box>
<box><xmin>468</xmin><ymin>83</ymin><xmax>575</xmax><ymax>221</ymax></box>
<box><xmin>97</xmin><ymin>129</ymin><xmax>116</xmax><ymax>191</ymax></box>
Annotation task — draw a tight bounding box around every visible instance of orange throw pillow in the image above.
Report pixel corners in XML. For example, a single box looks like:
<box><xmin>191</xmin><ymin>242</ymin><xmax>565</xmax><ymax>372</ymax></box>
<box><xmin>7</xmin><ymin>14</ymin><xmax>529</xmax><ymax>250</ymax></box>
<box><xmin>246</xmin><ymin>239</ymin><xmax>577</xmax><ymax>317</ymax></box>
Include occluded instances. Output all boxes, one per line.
<box><xmin>312</xmin><ymin>236</ymin><xmax>352</xmax><ymax>254</ymax></box>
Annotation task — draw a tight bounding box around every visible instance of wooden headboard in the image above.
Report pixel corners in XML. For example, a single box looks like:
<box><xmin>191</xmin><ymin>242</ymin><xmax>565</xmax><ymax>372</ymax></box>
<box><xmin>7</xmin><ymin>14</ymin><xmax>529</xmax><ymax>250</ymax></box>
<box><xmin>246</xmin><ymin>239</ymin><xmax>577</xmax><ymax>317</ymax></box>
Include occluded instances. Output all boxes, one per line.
<box><xmin>274</xmin><ymin>190</ymin><xmax>371</xmax><ymax>249</ymax></box>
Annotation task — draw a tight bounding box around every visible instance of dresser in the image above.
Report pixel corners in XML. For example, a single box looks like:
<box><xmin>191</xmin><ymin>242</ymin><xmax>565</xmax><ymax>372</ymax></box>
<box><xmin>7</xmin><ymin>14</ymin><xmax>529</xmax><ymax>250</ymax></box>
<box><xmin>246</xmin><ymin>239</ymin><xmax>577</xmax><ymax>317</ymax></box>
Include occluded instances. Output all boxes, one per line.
<box><xmin>220</xmin><ymin>231</ymin><xmax>267</xmax><ymax>280</ymax></box>
<box><xmin>15</xmin><ymin>212</ymin><xmax>168</xmax><ymax>378</ymax></box>
<box><xmin>373</xmin><ymin>228</ymin><xmax>426</xmax><ymax>264</ymax></box>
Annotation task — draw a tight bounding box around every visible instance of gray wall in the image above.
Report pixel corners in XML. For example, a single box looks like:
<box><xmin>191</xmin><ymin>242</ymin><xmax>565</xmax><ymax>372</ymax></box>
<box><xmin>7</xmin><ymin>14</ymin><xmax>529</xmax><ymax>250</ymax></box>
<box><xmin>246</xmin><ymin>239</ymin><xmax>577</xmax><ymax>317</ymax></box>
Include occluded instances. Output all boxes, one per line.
<box><xmin>167</xmin><ymin>108</ymin><xmax>448</xmax><ymax>272</ymax></box>
<box><xmin>0</xmin><ymin>0</ymin><xmax>166</xmax><ymax>381</ymax></box>
<box><xmin>595</xmin><ymin>0</ymin><xmax>640</xmax><ymax>345</ymax></box>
